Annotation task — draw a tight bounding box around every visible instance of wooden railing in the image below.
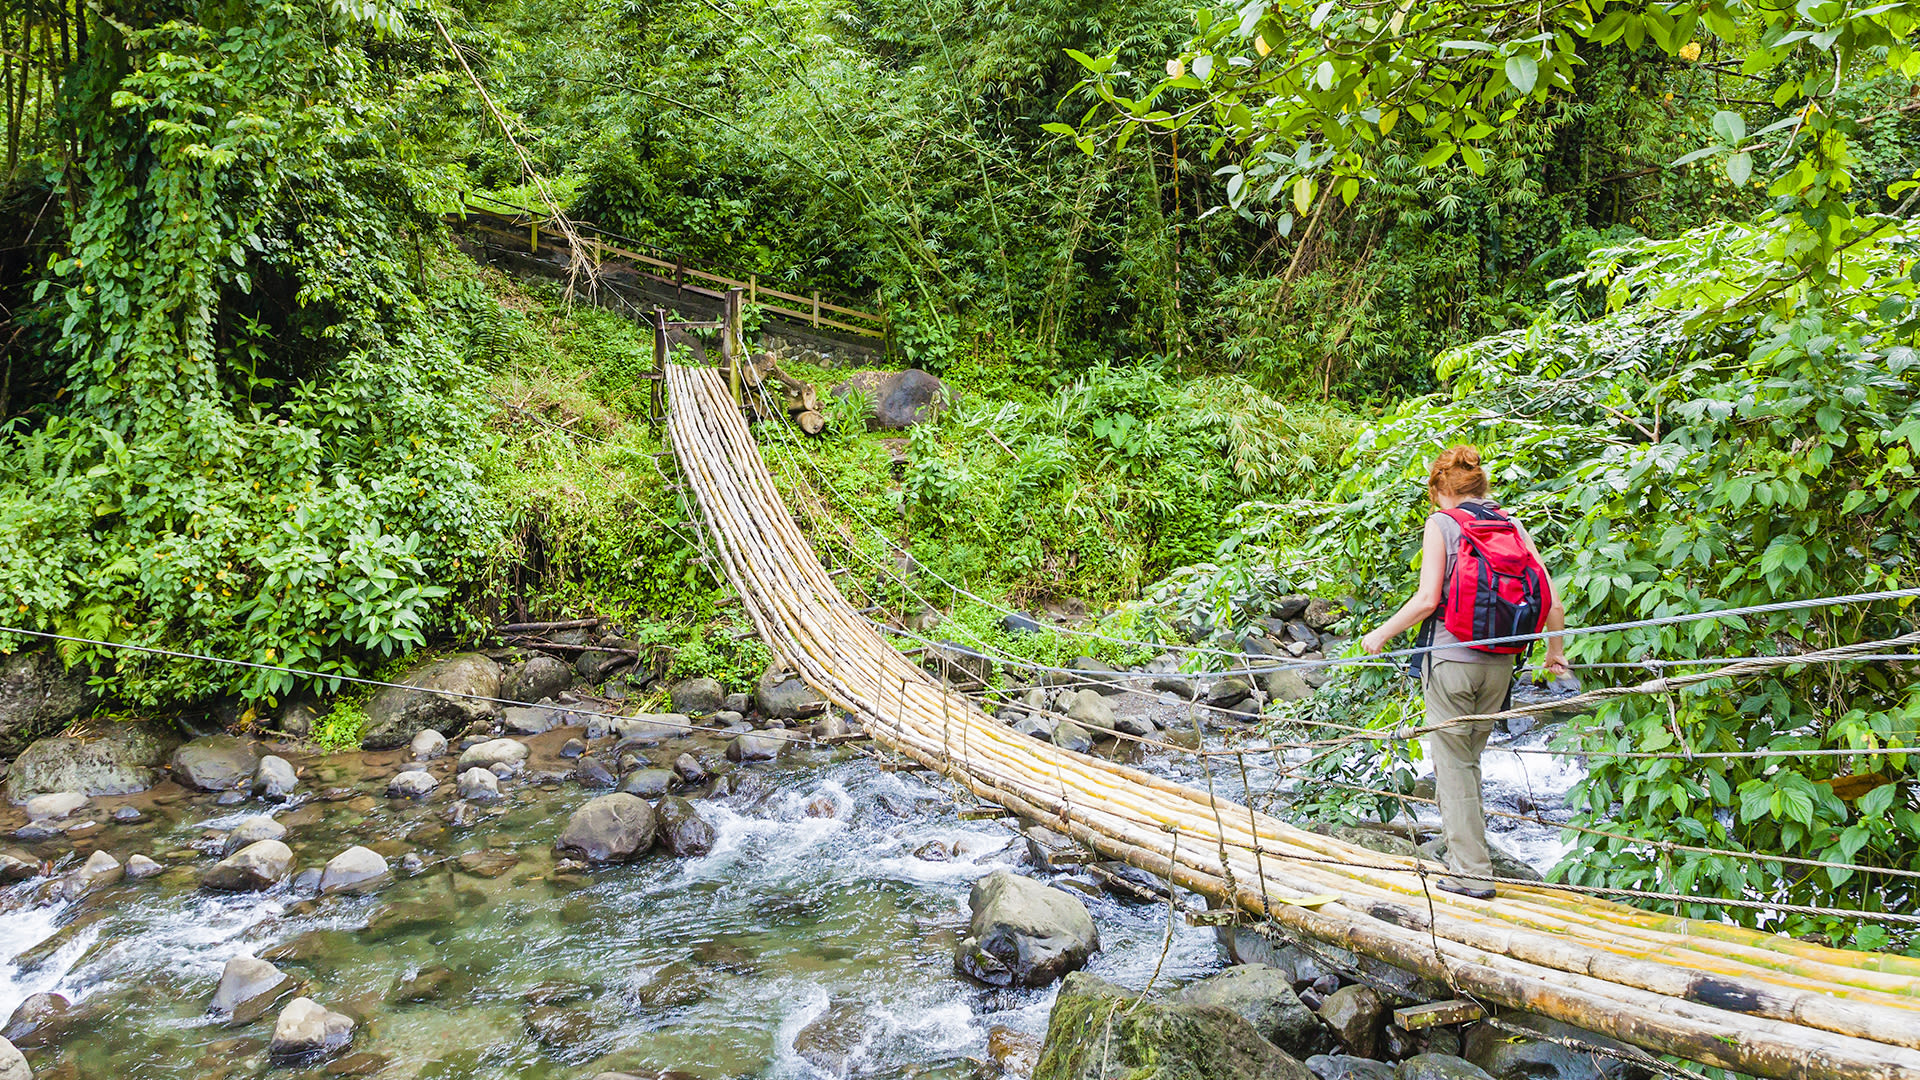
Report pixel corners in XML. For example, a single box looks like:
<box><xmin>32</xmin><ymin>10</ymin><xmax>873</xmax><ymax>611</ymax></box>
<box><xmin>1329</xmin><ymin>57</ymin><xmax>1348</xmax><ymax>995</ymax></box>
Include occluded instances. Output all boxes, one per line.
<box><xmin>459</xmin><ymin>192</ymin><xmax>888</xmax><ymax>339</ymax></box>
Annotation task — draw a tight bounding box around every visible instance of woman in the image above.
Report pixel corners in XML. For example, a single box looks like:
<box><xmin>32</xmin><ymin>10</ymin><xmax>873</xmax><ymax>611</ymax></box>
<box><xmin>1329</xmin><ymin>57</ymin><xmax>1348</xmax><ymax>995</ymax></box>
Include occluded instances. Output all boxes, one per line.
<box><xmin>1360</xmin><ymin>445</ymin><xmax>1567</xmax><ymax>899</ymax></box>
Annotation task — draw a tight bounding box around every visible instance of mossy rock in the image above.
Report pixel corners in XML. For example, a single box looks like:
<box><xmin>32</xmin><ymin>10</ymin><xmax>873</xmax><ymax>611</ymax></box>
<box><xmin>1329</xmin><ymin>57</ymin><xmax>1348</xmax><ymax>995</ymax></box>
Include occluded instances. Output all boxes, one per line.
<box><xmin>1035</xmin><ymin>972</ymin><xmax>1313</xmax><ymax>1080</ymax></box>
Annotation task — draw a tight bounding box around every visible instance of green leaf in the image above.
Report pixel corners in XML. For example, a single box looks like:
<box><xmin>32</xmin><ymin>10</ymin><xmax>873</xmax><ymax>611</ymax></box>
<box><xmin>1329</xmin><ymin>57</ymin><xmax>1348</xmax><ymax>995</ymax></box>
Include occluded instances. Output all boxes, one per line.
<box><xmin>1711</xmin><ymin>110</ymin><xmax>1746</xmax><ymax>145</ymax></box>
<box><xmin>1505</xmin><ymin>54</ymin><xmax>1539</xmax><ymax>95</ymax></box>
<box><xmin>1417</xmin><ymin>142</ymin><xmax>1456</xmax><ymax>169</ymax></box>
<box><xmin>1726</xmin><ymin>152</ymin><xmax>1752</xmax><ymax>187</ymax></box>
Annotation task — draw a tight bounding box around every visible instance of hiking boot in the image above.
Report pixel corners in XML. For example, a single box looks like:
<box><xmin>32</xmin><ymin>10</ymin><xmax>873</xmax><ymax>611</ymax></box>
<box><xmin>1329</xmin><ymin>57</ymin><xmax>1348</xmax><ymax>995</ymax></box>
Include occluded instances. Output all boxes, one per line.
<box><xmin>1437</xmin><ymin>879</ymin><xmax>1496</xmax><ymax>900</ymax></box>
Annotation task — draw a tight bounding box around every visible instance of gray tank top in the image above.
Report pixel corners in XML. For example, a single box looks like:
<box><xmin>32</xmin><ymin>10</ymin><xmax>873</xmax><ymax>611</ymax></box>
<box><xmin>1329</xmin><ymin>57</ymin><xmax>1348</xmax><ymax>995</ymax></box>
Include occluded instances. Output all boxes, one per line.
<box><xmin>1427</xmin><ymin>498</ymin><xmax>1516</xmax><ymax>666</ymax></box>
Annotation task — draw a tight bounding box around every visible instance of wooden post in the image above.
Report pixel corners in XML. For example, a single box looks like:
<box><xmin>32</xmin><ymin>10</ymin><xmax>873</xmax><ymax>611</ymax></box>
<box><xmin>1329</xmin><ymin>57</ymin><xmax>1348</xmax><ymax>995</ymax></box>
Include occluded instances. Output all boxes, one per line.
<box><xmin>811</xmin><ymin>290</ymin><xmax>821</xmax><ymax>329</ymax></box>
<box><xmin>724</xmin><ymin>287</ymin><xmax>744</xmax><ymax>408</ymax></box>
<box><xmin>650</xmin><ymin>307</ymin><xmax>668</xmax><ymax>435</ymax></box>
<box><xmin>530</xmin><ymin>220</ymin><xmax>538</xmax><ymax>253</ymax></box>
<box><xmin>749</xmin><ymin>274</ymin><xmax>757</xmax><ymax>305</ymax></box>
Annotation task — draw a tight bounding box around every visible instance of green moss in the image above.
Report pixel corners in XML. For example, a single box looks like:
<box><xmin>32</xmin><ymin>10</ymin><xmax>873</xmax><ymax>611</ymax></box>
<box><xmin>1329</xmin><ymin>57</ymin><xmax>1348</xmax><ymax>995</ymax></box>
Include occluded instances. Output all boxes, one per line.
<box><xmin>1034</xmin><ymin>974</ymin><xmax>1310</xmax><ymax>1080</ymax></box>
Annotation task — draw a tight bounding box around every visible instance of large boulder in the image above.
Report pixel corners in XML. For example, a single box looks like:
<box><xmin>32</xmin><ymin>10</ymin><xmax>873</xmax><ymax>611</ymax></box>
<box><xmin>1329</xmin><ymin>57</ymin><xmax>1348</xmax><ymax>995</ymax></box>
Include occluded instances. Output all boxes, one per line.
<box><xmin>610</xmin><ymin>714</ymin><xmax>695</xmax><ymax>746</ymax></box>
<box><xmin>0</xmin><ymin>650</ymin><xmax>99</xmax><ymax>759</ymax></box>
<box><xmin>554</xmin><ymin>793</ymin><xmax>656</xmax><ymax>863</ymax></box>
<box><xmin>1462</xmin><ymin>1013</ymin><xmax>1633</xmax><ymax>1080</ymax></box>
<box><xmin>253</xmin><ymin>755</ymin><xmax>298</xmax><ymax>801</ymax></box>
<box><xmin>358</xmin><ymin>653</ymin><xmax>502</xmax><ymax>750</ymax></box>
<box><xmin>2</xmin><ymin>992</ymin><xmax>74</xmax><ymax>1048</ymax></box>
<box><xmin>668</xmin><ymin>677</ymin><xmax>726</xmax><ymax>716</ymax></box>
<box><xmin>209</xmin><ymin>954</ymin><xmax>298</xmax><ymax>1025</ymax></box>
<box><xmin>954</xmin><ymin>871</ymin><xmax>1099</xmax><ymax>988</ymax></box>
<box><xmin>831</xmin><ymin>368</ymin><xmax>951</xmax><ymax>430</ymax></box>
<box><xmin>1179</xmin><ymin>964</ymin><xmax>1331</xmax><ymax>1058</ymax></box>
<box><xmin>170</xmin><ymin>735</ymin><xmax>261</xmax><ymax>792</ymax></box>
<box><xmin>202</xmin><ymin>839</ymin><xmax>294</xmax><ymax>892</ymax></box>
<box><xmin>222</xmin><ymin>815</ymin><xmax>287</xmax><ymax>854</ymax></box>
<box><xmin>456</xmin><ymin>738</ymin><xmax>529</xmax><ymax>772</ymax></box>
<box><xmin>501</xmin><ymin>655</ymin><xmax>573</xmax><ymax>703</ymax></box>
<box><xmin>270</xmin><ymin>997</ymin><xmax>354</xmax><ymax>1062</ymax></box>
<box><xmin>755</xmin><ymin>665</ymin><xmax>826</xmax><ymax>719</ymax></box>
<box><xmin>1319</xmin><ymin>985</ymin><xmax>1385</xmax><ymax>1058</ymax></box>
<box><xmin>1061</xmin><ymin>690</ymin><xmax>1119</xmax><ymax>733</ymax></box>
<box><xmin>1034</xmin><ymin>972</ymin><xmax>1313</xmax><ymax>1080</ymax></box>
<box><xmin>7</xmin><ymin>719</ymin><xmax>179</xmax><ymax>801</ymax></box>
<box><xmin>0</xmin><ymin>1036</ymin><xmax>27</xmax><ymax>1080</ymax></box>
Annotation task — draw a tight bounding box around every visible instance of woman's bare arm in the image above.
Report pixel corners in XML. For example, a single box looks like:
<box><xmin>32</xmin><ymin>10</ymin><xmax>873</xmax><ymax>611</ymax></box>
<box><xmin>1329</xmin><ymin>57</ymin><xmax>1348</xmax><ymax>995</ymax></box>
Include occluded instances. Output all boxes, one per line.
<box><xmin>1361</xmin><ymin>515</ymin><xmax>1448</xmax><ymax>654</ymax></box>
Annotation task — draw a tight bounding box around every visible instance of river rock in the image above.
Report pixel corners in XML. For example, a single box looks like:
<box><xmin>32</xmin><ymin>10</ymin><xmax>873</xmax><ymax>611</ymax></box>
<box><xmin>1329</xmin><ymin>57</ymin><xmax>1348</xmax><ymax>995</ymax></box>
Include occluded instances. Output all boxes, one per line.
<box><xmin>410</xmin><ymin>729</ymin><xmax>448</xmax><ymax>761</ymax></box>
<box><xmin>0</xmin><ymin>1036</ymin><xmax>27</xmax><ymax>1080</ymax></box>
<box><xmin>502</xmin><ymin>705</ymin><xmax>561</xmax><ymax>736</ymax></box>
<box><xmin>457</xmin><ymin>767</ymin><xmax>502</xmax><ymax>803</ymax></box>
<box><xmin>955</xmin><ymin>871</ymin><xmax>1098</xmax><ymax>988</ymax></box>
<box><xmin>1036</xmin><ymin>971</ymin><xmax>1313</xmax><ymax>1080</ymax></box>
<box><xmin>502</xmin><ymin>655</ymin><xmax>573</xmax><ymax>703</ymax></box>
<box><xmin>755</xmin><ymin>664</ymin><xmax>825</xmax><ymax>719</ymax></box>
<box><xmin>457</xmin><ymin>738</ymin><xmax>529</xmax><ymax>772</ymax></box>
<box><xmin>359</xmin><ymin>653</ymin><xmax>502</xmax><ymax>750</ymax></box>
<box><xmin>573</xmin><ymin>755</ymin><xmax>616</xmax><ymax>788</ymax></box>
<box><xmin>989</xmin><ymin>1025</ymin><xmax>1042</xmax><ymax>1074</ymax></box>
<box><xmin>69</xmin><ymin>849</ymin><xmax>121</xmax><ymax>894</ymax></box>
<box><xmin>727</xmin><ymin>732</ymin><xmax>781</xmax><ymax>762</ymax></box>
<box><xmin>791</xmin><ymin>998</ymin><xmax>873</xmax><ymax>1075</ymax></box>
<box><xmin>618</xmin><ymin>768</ymin><xmax>674</xmax><ymax>798</ymax></box>
<box><xmin>1303</xmin><ymin>598</ymin><xmax>1344</xmax><ymax>630</ymax></box>
<box><xmin>524</xmin><ymin>1004</ymin><xmax>596</xmax><ymax>1046</ymax></box>
<box><xmin>319</xmin><ymin>845</ymin><xmax>392</xmax><ymax>895</ymax></box>
<box><xmin>8</xmin><ymin>719</ymin><xmax>177</xmax><ymax>802</ymax></box>
<box><xmin>209</xmin><ymin>954</ymin><xmax>297</xmax><ymax>1025</ymax></box>
<box><xmin>1264</xmin><ymin>669</ymin><xmax>1314</xmax><ymax>703</ymax></box>
<box><xmin>23</xmin><ymin>792</ymin><xmax>86</xmax><ymax>820</ymax></box>
<box><xmin>2</xmin><ymin>992</ymin><xmax>73</xmax><ymax>1048</ymax></box>
<box><xmin>1306</xmin><ymin>1055</ymin><xmax>1398</xmax><ymax>1080</ymax></box>
<box><xmin>223</xmin><ymin>815</ymin><xmax>287</xmax><ymax>854</ymax></box>
<box><xmin>832</xmin><ymin>368</ymin><xmax>950</xmax><ymax>430</ymax></box>
<box><xmin>668</xmin><ymin>677</ymin><xmax>726</xmax><ymax>715</ymax></box>
<box><xmin>554</xmin><ymin>793</ymin><xmax>656</xmax><ymax>863</ymax></box>
<box><xmin>611</xmin><ymin>714</ymin><xmax>694</xmax><ymax>746</ymax></box>
<box><xmin>1012</xmin><ymin>714</ymin><xmax>1056</xmax><ymax>742</ymax></box>
<box><xmin>1180</xmin><ymin>963</ymin><xmax>1331</xmax><ymax>1058</ymax></box>
<box><xmin>655</xmin><ymin>796</ymin><xmax>716</xmax><ymax>857</ymax></box>
<box><xmin>0</xmin><ymin>650</ymin><xmax>99</xmax><ymax>759</ymax></box>
<box><xmin>253</xmin><ymin>755</ymin><xmax>298</xmax><ymax>801</ymax></box>
<box><xmin>1067</xmin><ymin>656</ymin><xmax>1126</xmax><ymax>695</ymax></box>
<box><xmin>1462</xmin><ymin>1013</ymin><xmax>1631</xmax><ymax>1080</ymax></box>
<box><xmin>125</xmin><ymin>853</ymin><xmax>162</xmax><ymax>880</ymax></box>
<box><xmin>270</xmin><ymin>996</ymin><xmax>354</xmax><ymax>1061</ymax></box>
<box><xmin>202</xmin><ymin>839</ymin><xmax>294</xmax><ymax>891</ymax></box>
<box><xmin>1399</xmin><ymin>1055</ymin><xmax>1494</xmax><ymax>1080</ymax></box>
<box><xmin>1060</xmin><ymin>689</ymin><xmax>1118</xmax><ymax>732</ymax></box>
<box><xmin>0</xmin><ymin>850</ymin><xmax>34</xmax><ymax>882</ymax></box>
<box><xmin>673</xmin><ymin>752</ymin><xmax>708</xmax><ymax>784</ymax></box>
<box><xmin>170</xmin><ymin>735</ymin><xmax>260</xmax><ymax>791</ymax></box>
<box><xmin>1319</xmin><ymin>985</ymin><xmax>1384</xmax><ymax>1058</ymax></box>
<box><xmin>386</xmin><ymin>770</ymin><xmax>439</xmax><ymax>799</ymax></box>
<box><xmin>1051</xmin><ymin>720</ymin><xmax>1094</xmax><ymax>755</ymax></box>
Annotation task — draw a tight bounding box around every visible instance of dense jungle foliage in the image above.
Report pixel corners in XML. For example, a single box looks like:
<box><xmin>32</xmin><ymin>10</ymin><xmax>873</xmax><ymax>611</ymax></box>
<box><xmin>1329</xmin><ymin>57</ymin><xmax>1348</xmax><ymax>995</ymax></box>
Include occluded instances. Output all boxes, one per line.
<box><xmin>0</xmin><ymin>0</ymin><xmax>1916</xmax><ymax>948</ymax></box>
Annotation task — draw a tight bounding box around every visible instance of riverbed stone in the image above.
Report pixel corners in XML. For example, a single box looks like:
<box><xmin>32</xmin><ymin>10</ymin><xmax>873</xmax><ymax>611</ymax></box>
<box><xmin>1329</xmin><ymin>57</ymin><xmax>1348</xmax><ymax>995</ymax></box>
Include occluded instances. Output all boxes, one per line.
<box><xmin>0</xmin><ymin>1036</ymin><xmax>26</xmax><ymax>1080</ymax></box>
<box><xmin>23</xmin><ymin>792</ymin><xmax>86</xmax><ymax>820</ymax></box>
<box><xmin>457</xmin><ymin>738</ymin><xmax>529</xmax><ymax>772</ymax></box>
<box><xmin>202</xmin><ymin>839</ymin><xmax>294</xmax><ymax>891</ymax></box>
<box><xmin>410</xmin><ymin>729</ymin><xmax>448</xmax><ymax>761</ymax></box>
<box><xmin>223</xmin><ymin>815</ymin><xmax>287</xmax><ymax>854</ymax></box>
<box><xmin>170</xmin><ymin>735</ymin><xmax>261</xmax><ymax>791</ymax></box>
<box><xmin>69</xmin><ymin>849</ymin><xmax>121</xmax><ymax>894</ymax></box>
<box><xmin>253</xmin><ymin>755</ymin><xmax>298</xmax><ymax>801</ymax></box>
<box><xmin>574</xmin><ymin>755</ymin><xmax>617</xmax><ymax>788</ymax></box>
<box><xmin>673</xmin><ymin>752</ymin><xmax>707</xmax><ymax>784</ymax></box>
<box><xmin>209</xmin><ymin>954</ymin><xmax>298</xmax><ymax>1025</ymax></box>
<box><xmin>655</xmin><ymin>796</ymin><xmax>716</xmax><ymax>857</ymax></box>
<box><xmin>1051</xmin><ymin>721</ymin><xmax>1094</xmax><ymax>755</ymax></box>
<box><xmin>668</xmin><ymin>677</ymin><xmax>726</xmax><ymax>716</ymax></box>
<box><xmin>755</xmin><ymin>664</ymin><xmax>825</xmax><ymax>719</ymax></box>
<box><xmin>359</xmin><ymin>653</ymin><xmax>502</xmax><ymax>750</ymax></box>
<box><xmin>1319</xmin><ymin>985</ymin><xmax>1384</xmax><ymax>1058</ymax></box>
<box><xmin>1399</xmin><ymin>1055</ymin><xmax>1495</xmax><ymax>1080</ymax></box>
<box><xmin>456</xmin><ymin>767</ymin><xmax>502</xmax><ymax>804</ymax></box>
<box><xmin>9</xmin><ymin>719</ymin><xmax>178</xmax><ymax>803</ymax></box>
<box><xmin>1264</xmin><ymin>669</ymin><xmax>1314</xmax><ymax>703</ymax></box>
<box><xmin>955</xmin><ymin>871</ymin><xmax>1098</xmax><ymax>988</ymax></box>
<box><xmin>502</xmin><ymin>655</ymin><xmax>573</xmax><ymax>703</ymax></box>
<box><xmin>502</xmin><ymin>705</ymin><xmax>561</xmax><ymax>736</ymax></box>
<box><xmin>1306</xmin><ymin>1055</ymin><xmax>1398</xmax><ymax>1080</ymax></box>
<box><xmin>1034</xmin><ymin>971</ymin><xmax>1312</xmax><ymax>1080</ymax></box>
<box><xmin>319</xmin><ymin>845</ymin><xmax>392</xmax><ymax>895</ymax></box>
<box><xmin>792</xmin><ymin>998</ymin><xmax>873</xmax><ymax>1075</ymax></box>
<box><xmin>726</xmin><ymin>732</ymin><xmax>781</xmax><ymax>762</ymax></box>
<box><xmin>618</xmin><ymin>768</ymin><xmax>674</xmax><ymax>798</ymax></box>
<box><xmin>386</xmin><ymin>770</ymin><xmax>439</xmax><ymax>799</ymax></box>
<box><xmin>2</xmin><ymin>992</ymin><xmax>73</xmax><ymax>1048</ymax></box>
<box><xmin>0</xmin><ymin>850</ymin><xmax>34</xmax><ymax>882</ymax></box>
<box><xmin>0</xmin><ymin>650</ymin><xmax>99</xmax><ymax>759</ymax></box>
<box><xmin>1179</xmin><ymin>963</ymin><xmax>1331</xmax><ymax>1058</ymax></box>
<box><xmin>1462</xmin><ymin>1013</ymin><xmax>1631</xmax><ymax>1080</ymax></box>
<box><xmin>1061</xmin><ymin>689</ymin><xmax>1118</xmax><ymax>732</ymax></box>
<box><xmin>610</xmin><ymin>714</ymin><xmax>693</xmax><ymax>746</ymax></box>
<box><xmin>270</xmin><ymin>997</ymin><xmax>354</xmax><ymax>1061</ymax></box>
<box><xmin>555</xmin><ymin>793</ymin><xmax>656</xmax><ymax>863</ymax></box>
<box><xmin>125</xmin><ymin>853</ymin><xmax>162</xmax><ymax>880</ymax></box>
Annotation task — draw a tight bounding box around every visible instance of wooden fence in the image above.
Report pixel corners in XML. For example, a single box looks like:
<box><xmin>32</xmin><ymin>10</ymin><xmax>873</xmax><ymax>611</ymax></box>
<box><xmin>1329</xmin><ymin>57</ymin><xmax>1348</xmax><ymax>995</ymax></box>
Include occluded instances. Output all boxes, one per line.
<box><xmin>459</xmin><ymin>192</ymin><xmax>888</xmax><ymax>339</ymax></box>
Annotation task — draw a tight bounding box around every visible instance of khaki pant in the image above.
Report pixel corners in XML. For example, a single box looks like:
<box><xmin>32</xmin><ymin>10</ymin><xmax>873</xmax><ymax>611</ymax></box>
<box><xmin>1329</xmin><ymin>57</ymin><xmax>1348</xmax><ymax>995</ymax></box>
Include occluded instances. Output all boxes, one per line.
<box><xmin>1422</xmin><ymin>657</ymin><xmax>1515</xmax><ymax>891</ymax></box>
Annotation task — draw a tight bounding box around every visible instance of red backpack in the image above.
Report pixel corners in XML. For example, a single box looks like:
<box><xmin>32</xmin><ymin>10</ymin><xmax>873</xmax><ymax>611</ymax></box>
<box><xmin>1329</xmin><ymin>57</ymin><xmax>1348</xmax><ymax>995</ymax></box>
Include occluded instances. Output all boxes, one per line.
<box><xmin>1432</xmin><ymin>504</ymin><xmax>1551</xmax><ymax>654</ymax></box>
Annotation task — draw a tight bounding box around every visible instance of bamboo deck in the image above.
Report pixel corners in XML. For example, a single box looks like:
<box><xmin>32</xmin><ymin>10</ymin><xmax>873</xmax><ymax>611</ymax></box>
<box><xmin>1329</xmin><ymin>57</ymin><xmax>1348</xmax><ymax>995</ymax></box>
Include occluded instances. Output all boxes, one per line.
<box><xmin>664</xmin><ymin>364</ymin><xmax>1920</xmax><ymax>1080</ymax></box>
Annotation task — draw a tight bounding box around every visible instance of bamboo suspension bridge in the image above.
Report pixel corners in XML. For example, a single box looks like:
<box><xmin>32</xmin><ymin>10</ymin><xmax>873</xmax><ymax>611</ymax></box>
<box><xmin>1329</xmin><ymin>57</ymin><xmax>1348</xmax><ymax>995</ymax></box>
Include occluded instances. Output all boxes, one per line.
<box><xmin>662</xmin><ymin>362</ymin><xmax>1920</xmax><ymax>1080</ymax></box>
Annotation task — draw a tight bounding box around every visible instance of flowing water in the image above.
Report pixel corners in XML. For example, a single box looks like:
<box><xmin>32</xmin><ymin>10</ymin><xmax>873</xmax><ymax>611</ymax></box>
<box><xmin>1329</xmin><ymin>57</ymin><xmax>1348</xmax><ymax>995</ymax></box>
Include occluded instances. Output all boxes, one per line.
<box><xmin>0</xmin><ymin>710</ymin><xmax>1583</xmax><ymax>1080</ymax></box>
